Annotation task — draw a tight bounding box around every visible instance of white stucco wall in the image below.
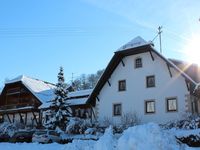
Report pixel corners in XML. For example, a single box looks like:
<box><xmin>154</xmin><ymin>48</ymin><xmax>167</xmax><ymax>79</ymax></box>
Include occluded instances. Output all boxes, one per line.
<box><xmin>97</xmin><ymin>51</ymin><xmax>190</xmax><ymax>125</ymax></box>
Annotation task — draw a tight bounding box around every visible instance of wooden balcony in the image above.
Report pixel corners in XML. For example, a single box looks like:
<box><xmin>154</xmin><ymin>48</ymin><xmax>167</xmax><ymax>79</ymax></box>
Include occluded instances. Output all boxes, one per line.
<box><xmin>0</xmin><ymin>103</ymin><xmax>35</xmax><ymax>110</ymax></box>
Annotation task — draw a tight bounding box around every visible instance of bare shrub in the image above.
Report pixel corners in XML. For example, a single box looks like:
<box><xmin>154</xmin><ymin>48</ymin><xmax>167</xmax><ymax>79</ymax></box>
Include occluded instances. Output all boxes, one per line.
<box><xmin>101</xmin><ymin>112</ymin><xmax>140</xmax><ymax>133</ymax></box>
<box><xmin>102</xmin><ymin>117</ymin><xmax>114</xmax><ymax>127</ymax></box>
<box><xmin>120</xmin><ymin>112</ymin><xmax>140</xmax><ymax>130</ymax></box>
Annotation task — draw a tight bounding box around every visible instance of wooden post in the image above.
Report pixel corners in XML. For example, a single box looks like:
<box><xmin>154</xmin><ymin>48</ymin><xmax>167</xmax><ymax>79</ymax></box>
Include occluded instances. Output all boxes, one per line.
<box><xmin>149</xmin><ymin>50</ymin><xmax>154</xmax><ymax>61</ymax></box>
<box><xmin>25</xmin><ymin>112</ymin><xmax>28</xmax><ymax>125</ymax></box>
<box><xmin>167</xmin><ymin>63</ymin><xmax>172</xmax><ymax>78</ymax></box>
<box><xmin>6</xmin><ymin>114</ymin><xmax>11</xmax><ymax>123</ymax></box>
<box><xmin>19</xmin><ymin>112</ymin><xmax>24</xmax><ymax>124</ymax></box>
<box><xmin>12</xmin><ymin>113</ymin><xmax>15</xmax><ymax>123</ymax></box>
<box><xmin>32</xmin><ymin>111</ymin><xmax>39</xmax><ymax>125</ymax></box>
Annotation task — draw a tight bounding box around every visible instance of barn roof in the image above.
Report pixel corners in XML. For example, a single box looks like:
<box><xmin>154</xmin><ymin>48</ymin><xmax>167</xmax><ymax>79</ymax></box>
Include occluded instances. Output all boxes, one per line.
<box><xmin>5</xmin><ymin>75</ymin><xmax>56</xmax><ymax>108</ymax></box>
<box><xmin>5</xmin><ymin>75</ymin><xmax>92</xmax><ymax>108</ymax></box>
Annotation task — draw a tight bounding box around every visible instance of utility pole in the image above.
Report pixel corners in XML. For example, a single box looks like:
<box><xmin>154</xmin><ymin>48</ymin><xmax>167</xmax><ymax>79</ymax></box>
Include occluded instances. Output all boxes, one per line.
<box><xmin>158</xmin><ymin>26</ymin><xmax>162</xmax><ymax>54</ymax></box>
<box><xmin>71</xmin><ymin>73</ymin><xmax>74</xmax><ymax>84</ymax></box>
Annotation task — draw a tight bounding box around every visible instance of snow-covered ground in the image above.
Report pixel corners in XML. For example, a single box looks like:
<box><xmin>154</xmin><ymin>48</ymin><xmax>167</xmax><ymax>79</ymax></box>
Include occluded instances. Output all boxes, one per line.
<box><xmin>1</xmin><ymin>123</ymin><xmax>200</xmax><ymax>150</ymax></box>
<box><xmin>0</xmin><ymin>141</ymin><xmax>199</xmax><ymax>150</ymax></box>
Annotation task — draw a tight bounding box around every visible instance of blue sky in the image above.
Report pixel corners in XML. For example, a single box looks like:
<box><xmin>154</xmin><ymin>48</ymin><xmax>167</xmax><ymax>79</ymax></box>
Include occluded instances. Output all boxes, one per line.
<box><xmin>0</xmin><ymin>0</ymin><xmax>199</xmax><ymax>87</ymax></box>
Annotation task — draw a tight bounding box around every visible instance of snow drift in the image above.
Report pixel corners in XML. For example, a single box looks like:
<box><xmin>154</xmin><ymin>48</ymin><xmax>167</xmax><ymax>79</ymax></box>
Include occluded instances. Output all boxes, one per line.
<box><xmin>118</xmin><ymin>123</ymin><xmax>180</xmax><ymax>150</ymax></box>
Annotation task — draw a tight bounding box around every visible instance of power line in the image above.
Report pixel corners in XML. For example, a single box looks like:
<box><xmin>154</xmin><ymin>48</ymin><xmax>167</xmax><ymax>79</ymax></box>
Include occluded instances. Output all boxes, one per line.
<box><xmin>0</xmin><ymin>26</ymin><xmax>96</xmax><ymax>38</ymax></box>
<box><xmin>151</xmin><ymin>33</ymin><xmax>159</xmax><ymax>42</ymax></box>
<box><xmin>151</xmin><ymin>26</ymin><xmax>163</xmax><ymax>54</ymax></box>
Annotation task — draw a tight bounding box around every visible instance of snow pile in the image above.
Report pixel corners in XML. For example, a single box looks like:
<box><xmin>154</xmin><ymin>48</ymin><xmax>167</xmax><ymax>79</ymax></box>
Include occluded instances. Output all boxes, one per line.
<box><xmin>0</xmin><ymin>143</ymin><xmax>64</xmax><ymax>150</ymax></box>
<box><xmin>94</xmin><ymin>126</ymin><xmax>117</xmax><ymax>150</ymax></box>
<box><xmin>118</xmin><ymin>123</ymin><xmax>180</xmax><ymax>150</ymax></box>
<box><xmin>63</xmin><ymin>139</ymin><xmax>95</xmax><ymax>150</ymax></box>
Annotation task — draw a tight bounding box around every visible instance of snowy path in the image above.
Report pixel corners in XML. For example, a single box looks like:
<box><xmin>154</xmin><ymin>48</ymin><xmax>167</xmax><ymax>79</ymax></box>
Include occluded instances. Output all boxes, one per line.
<box><xmin>0</xmin><ymin>142</ymin><xmax>200</xmax><ymax>150</ymax></box>
<box><xmin>0</xmin><ymin>141</ymin><xmax>95</xmax><ymax>150</ymax></box>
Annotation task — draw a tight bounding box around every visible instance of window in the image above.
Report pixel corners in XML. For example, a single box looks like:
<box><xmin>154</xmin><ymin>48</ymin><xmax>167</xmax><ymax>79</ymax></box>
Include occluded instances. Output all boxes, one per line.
<box><xmin>146</xmin><ymin>75</ymin><xmax>155</xmax><ymax>88</ymax></box>
<box><xmin>118</xmin><ymin>80</ymin><xmax>126</xmax><ymax>91</ymax></box>
<box><xmin>135</xmin><ymin>58</ymin><xmax>142</xmax><ymax>68</ymax></box>
<box><xmin>166</xmin><ymin>97</ymin><xmax>177</xmax><ymax>112</ymax></box>
<box><xmin>113</xmin><ymin>104</ymin><xmax>122</xmax><ymax>116</ymax></box>
<box><xmin>145</xmin><ymin>100</ymin><xmax>155</xmax><ymax>113</ymax></box>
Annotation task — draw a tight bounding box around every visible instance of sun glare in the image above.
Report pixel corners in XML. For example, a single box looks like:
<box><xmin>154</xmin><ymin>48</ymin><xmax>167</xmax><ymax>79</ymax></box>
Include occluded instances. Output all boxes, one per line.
<box><xmin>183</xmin><ymin>34</ymin><xmax>200</xmax><ymax>65</ymax></box>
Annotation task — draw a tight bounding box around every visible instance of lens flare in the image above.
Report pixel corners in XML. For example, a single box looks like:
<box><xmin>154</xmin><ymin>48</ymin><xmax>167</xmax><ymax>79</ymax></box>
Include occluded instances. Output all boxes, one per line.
<box><xmin>183</xmin><ymin>34</ymin><xmax>200</xmax><ymax>65</ymax></box>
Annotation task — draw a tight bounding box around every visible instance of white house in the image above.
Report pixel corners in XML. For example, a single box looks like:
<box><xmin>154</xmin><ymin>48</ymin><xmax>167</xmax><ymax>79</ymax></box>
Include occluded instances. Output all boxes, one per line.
<box><xmin>87</xmin><ymin>36</ymin><xmax>200</xmax><ymax>125</ymax></box>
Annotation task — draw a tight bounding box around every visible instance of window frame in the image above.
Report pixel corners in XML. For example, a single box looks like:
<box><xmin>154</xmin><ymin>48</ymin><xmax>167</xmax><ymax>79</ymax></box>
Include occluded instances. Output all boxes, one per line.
<box><xmin>135</xmin><ymin>57</ymin><xmax>143</xmax><ymax>68</ymax></box>
<box><xmin>113</xmin><ymin>103</ymin><xmax>122</xmax><ymax>116</ymax></box>
<box><xmin>118</xmin><ymin>80</ymin><xmax>126</xmax><ymax>91</ymax></box>
<box><xmin>146</xmin><ymin>75</ymin><xmax>155</xmax><ymax>88</ymax></box>
<box><xmin>166</xmin><ymin>97</ymin><xmax>178</xmax><ymax>112</ymax></box>
<box><xmin>145</xmin><ymin>100</ymin><xmax>156</xmax><ymax>114</ymax></box>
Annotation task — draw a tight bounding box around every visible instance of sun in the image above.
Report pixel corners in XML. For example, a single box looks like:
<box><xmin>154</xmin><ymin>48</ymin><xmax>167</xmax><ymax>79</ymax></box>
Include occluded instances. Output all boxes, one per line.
<box><xmin>183</xmin><ymin>34</ymin><xmax>200</xmax><ymax>65</ymax></box>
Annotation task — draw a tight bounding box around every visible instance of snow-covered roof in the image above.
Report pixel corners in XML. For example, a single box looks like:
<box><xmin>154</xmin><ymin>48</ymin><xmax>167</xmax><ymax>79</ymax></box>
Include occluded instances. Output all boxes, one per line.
<box><xmin>117</xmin><ymin>36</ymin><xmax>152</xmax><ymax>51</ymax></box>
<box><xmin>67</xmin><ymin>97</ymin><xmax>88</xmax><ymax>106</ymax></box>
<box><xmin>5</xmin><ymin>75</ymin><xmax>56</xmax><ymax>108</ymax></box>
<box><xmin>68</xmin><ymin>89</ymin><xmax>92</xmax><ymax>98</ymax></box>
<box><xmin>67</xmin><ymin>89</ymin><xmax>92</xmax><ymax>106</ymax></box>
<box><xmin>5</xmin><ymin>75</ymin><xmax>92</xmax><ymax>108</ymax></box>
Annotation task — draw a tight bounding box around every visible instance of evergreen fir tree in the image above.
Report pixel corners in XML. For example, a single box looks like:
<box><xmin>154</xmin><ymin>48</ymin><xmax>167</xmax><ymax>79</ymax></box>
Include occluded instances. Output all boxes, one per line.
<box><xmin>44</xmin><ymin>67</ymin><xmax>72</xmax><ymax>130</ymax></box>
<box><xmin>54</xmin><ymin>66</ymin><xmax>67</xmax><ymax>108</ymax></box>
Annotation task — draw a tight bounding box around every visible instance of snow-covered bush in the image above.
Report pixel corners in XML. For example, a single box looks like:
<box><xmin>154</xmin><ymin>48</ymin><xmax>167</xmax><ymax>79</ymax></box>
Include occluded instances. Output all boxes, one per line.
<box><xmin>162</xmin><ymin>114</ymin><xmax>200</xmax><ymax>129</ymax></box>
<box><xmin>102</xmin><ymin>117</ymin><xmax>113</xmax><ymax>127</ymax></box>
<box><xmin>177</xmin><ymin>134</ymin><xmax>200</xmax><ymax>147</ymax></box>
<box><xmin>0</xmin><ymin>122</ymin><xmax>17</xmax><ymax>137</ymax></box>
<box><xmin>66</xmin><ymin>117</ymin><xmax>92</xmax><ymax>134</ymax></box>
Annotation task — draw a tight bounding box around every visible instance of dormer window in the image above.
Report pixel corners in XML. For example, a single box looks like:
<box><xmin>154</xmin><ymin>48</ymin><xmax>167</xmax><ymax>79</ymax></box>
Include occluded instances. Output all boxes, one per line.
<box><xmin>135</xmin><ymin>58</ymin><xmax>142</xmax><ymax>68</ymax></box>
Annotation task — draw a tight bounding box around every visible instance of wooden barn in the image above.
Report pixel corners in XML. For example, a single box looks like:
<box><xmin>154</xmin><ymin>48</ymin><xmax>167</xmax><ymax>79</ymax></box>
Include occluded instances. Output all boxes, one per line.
<box><xmin>0</xmin><ymin>75</ymin><xmax>94</xmax><ymax>128</ymax></box>
<box><xmin>0</xmin><ymin>75</ymin><xmax>55</xmax><ymax>128</ymax></box>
